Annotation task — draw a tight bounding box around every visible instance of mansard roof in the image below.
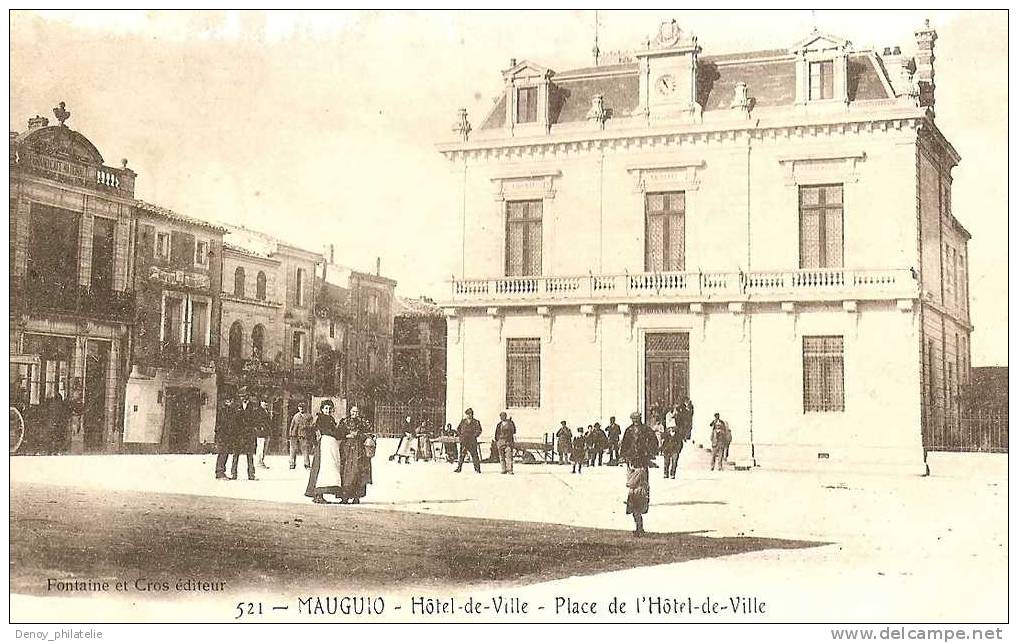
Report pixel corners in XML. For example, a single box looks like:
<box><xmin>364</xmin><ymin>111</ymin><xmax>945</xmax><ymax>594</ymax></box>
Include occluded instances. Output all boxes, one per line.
<box><xmin>479</xmin><ymin>45</ymin><xmax>895</xmax><ymax>131</ymax></box>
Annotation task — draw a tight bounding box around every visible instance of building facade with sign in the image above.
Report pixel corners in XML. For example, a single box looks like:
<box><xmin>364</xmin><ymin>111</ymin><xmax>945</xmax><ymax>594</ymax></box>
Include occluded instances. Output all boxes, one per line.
<box><xmin>9</xmin><ymin>110</ymin><xmax>138</xmax><ymax>454</ymax></box>
<box><xmin>437</xmin><ymin>21</ymin><xmax>970</xmax><ymax>473</ymax></box>
<box><xmin>122</xmin><ymin>201</ymin><xmax>226</xmax><ymax>452</ymax></box>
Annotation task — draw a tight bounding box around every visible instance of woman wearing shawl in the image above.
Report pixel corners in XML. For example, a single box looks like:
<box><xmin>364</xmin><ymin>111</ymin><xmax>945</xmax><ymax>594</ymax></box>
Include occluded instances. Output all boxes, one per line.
<box><xmin>304</xmin><ymin>399</ymin><xmax>342</xmax><ymax>504</ymax></box>
<box><xmin>338</xmin><ymin>406</ymin><xmax>374</xmax><ymax>504</ymax></box>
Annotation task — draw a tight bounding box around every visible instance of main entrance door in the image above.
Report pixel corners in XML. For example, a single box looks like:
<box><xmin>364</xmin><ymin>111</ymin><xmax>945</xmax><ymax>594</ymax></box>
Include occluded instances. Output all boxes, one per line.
<box><xmin>644</xmin><ymin>332</ymin><xmax>690</xmax><ymax>423</ymax></box>
<box><xmin>83</xmin><ymin>340</ymin><xmax>110</xmax><ymax>452</ymax></box>
<box><xmin>165</xmin><ymin>387</ymin><xmax>201</xmax><ymax>453</ymax></box>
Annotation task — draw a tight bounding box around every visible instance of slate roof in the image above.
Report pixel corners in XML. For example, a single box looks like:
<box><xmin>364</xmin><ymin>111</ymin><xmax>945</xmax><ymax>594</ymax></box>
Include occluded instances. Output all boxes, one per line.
<box><xmin>480</xmin><ymin>47</ymin><xmax>893</xmax><ymax>130</ymax></box>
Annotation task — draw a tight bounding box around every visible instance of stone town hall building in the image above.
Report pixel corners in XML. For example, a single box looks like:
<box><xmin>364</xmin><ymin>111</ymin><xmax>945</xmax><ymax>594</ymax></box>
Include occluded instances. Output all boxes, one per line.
<box><xmin>437</xmin><ymin>21</ymin><xmax>971</xmax><ymax>473</ymax></box>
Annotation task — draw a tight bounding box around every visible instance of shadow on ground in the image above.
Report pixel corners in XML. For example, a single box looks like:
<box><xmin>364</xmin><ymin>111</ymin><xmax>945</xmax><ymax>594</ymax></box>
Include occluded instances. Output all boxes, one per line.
<box><xmin>11</xmin><ymin>482</ymin><xmax>827</xmax><ymax>596</ymax></box>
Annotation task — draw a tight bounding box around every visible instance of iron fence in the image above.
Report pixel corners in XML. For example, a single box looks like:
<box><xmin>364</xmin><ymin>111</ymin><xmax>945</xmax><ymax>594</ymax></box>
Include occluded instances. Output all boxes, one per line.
<box><xmin>923</xmin><ymin>405</ymin><xmax>1008</xmax><ymax>453</ymax></box>
<box><xmin>374</xmin><ymin>402</ymin><xmax>448</xmax><ymax>438</ymax></box>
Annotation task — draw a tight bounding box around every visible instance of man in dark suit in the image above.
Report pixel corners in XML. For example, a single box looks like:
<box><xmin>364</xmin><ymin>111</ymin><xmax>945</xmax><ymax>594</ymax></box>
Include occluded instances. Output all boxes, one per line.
<box><xmin>454</xmin><ymin>408</ymin><xmax>483</xmax><ymax>473</ymax></box>
<box><xmin>229</xmin><ymin>390</ymin><xmax>257</xmax><ymax>480</ymax></box>
<box><xmin>214</xmin><ymin>396</ymin><xmax>236</xmax><ymax>479</ymax></box>
<box><xmin>606</xmin><ymin>416</ymin><xmax>622</xmax><ymax>465</ymax></box>
<box><xmin>555</xmin><ymin>421</ymin><xmax>572</xmax><ymax>465</ymax></box>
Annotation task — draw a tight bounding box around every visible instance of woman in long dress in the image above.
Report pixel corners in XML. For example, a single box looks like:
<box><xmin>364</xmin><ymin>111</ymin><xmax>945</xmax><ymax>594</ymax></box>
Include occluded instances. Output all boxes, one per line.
<box><xmin>338</xmin><ymin>406</ymin><xmax>373</xmax><ymax>504</ymax></box>
<box><xmin>304</xmin><ymin>400</ymin><xmax>343</xmax><ymax>504</ymax></box>
<box><xmin>416</xmin><ymin>421</ymin><xmax>433</xmax><ymax>461</ymax></box>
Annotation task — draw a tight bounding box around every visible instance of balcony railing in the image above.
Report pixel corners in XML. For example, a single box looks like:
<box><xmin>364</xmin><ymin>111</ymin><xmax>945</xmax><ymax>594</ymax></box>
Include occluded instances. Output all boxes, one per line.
<box><xmin>155</xmin><ymin>342</ymin><xmax>217</xmax><ymax>371</ymax></box>
<box><xmin>14</xmin><ymin>279</ymin><xmax>137</xmax><ymax>322</ymax></box>
<box><xmin>448</xmin><ymin>268</ymin><xmax>918</xmax><ymax>305</ymax></box>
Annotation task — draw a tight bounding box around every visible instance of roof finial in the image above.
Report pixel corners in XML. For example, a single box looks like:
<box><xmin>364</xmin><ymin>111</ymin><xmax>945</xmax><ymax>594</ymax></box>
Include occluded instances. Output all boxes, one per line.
<box><xmin>592</xmin><ymin>10</ymin><xmax>601</xmax><ymax>66</ymax></box>
<box><xmin>53</xmin><ymin>101</ymin><xmax>70</xmax><ymax>127</ymax></box>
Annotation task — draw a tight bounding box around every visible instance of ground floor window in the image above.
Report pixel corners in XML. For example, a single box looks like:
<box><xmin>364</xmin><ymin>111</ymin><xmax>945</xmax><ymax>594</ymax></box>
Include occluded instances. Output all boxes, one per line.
<box><xmin>506</xmin><ymin>337</ymin><xmax>540</xmax><ymax>408</ymax></box>
<box><xmin>802</xmin><ymin>335</ymin><xmax>844</xmax><ymax>412</ymax></box>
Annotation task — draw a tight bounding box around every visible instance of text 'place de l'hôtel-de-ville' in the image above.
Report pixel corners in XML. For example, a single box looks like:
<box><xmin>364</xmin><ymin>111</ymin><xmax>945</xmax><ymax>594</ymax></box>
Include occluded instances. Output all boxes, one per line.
<box><xmin>9</xmin><ymin>19</ymin><xmax>970</xmax><ymax>475</ymax></box>
<box><xmin>437</xmin><ymin>20</ymin><xmax>969</xmax><ymax>474</ymax></box>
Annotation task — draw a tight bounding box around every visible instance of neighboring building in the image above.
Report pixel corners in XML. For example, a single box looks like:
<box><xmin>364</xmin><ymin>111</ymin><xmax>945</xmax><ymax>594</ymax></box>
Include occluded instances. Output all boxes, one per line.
<box><xmin>436</xmin><ymin>20</ymin><xmax>970</xmax><ymax>473</ymax></box>
<box><xmin>316</xmin><ymin>257</ymin><xmax>397</xmax><ymax>415</ymax></box>
<box><xmin>218</xmin><ymin>226</ymin><xmax>323</xmax><ymax>440</ymax></box>
<box><xmin>960</xmin><ymin>366</ymin><xmax>1008</xmax><ymax>416</ymax></box>
<box><xmin>9</xmin><ymin>109</ymin><xmax>137</xmax><ymax>453</ymax></box>
<box><xmin>393</xmin><ymin>296</ymin><xmax>447</xmax><ymax>405</ymax></box>
<box><xmin>122</xmin><ymin>201</ymin><xmax>226</xmax><ymax>453</ymax></box>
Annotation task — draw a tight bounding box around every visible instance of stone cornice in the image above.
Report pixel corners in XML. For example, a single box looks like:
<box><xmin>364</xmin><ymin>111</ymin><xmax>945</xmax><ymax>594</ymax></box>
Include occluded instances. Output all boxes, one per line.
<box><xmin>438</xmin><ymin>106</ymin><xmax>929</xmax><ymax>161</ymax></box>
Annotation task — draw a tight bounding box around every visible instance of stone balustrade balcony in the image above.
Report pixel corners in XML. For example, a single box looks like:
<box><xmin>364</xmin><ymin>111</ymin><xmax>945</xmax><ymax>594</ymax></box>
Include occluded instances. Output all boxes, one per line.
<box><xmin>446</xmin><ymin>267</ymin><xmax>919</xmax><ymax>308</ymax></box>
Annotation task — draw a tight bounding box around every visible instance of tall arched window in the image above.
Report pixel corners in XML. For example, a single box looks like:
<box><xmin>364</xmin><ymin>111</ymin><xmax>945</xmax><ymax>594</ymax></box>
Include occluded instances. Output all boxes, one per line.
<box><xmin>252</xmin><ymin>324</ymin><xmax>265</xmax><ymax>359</ymax></box>
<box><xmin>228</xmin><ymin>321</ymin><xmax>244</xmax><ymax>360</ymax></box>
<box><xmin>256</xmin><ymin>271</ymin><xmax>267</xmax><ymax>300</ymax></box>
<box><xmin>234</xmin><ymin>267</ymin><xmax>246</xmax><ymax>297</ymax></box>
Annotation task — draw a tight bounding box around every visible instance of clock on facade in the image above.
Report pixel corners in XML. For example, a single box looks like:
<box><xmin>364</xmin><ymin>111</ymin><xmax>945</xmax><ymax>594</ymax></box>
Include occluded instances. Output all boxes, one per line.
<box><xmin>655</xmin><ymin>74</ymin><xmax>676</xmax><ymax>95</ymax></box>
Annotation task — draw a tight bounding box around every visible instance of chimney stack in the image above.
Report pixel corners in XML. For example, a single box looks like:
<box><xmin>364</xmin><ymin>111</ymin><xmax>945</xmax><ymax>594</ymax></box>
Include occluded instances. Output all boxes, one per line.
<box><xmin>376</xmin><ymin>257</ymin><xmax>381</xmax><ymax>276</ymax></box>
<box><xmin>914</xmin><ymin>19</ymin><xmax>937</xmax><ymax>110</ymax></box>
<box><xmin>329</xmin><ymin>243</ymin><xmax>335</xmax><ymax>264</ymax></box>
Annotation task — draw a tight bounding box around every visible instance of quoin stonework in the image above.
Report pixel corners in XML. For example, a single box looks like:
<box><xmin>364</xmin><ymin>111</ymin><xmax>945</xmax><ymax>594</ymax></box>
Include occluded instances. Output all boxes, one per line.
<box><xmin>437</xmin><ymin>20</ymin><xmax>970</xmax><ymax>473</ymax></box>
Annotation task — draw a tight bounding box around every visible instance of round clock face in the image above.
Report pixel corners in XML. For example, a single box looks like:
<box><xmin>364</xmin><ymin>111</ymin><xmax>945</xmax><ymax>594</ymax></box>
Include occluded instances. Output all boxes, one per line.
<box><xmin>655</xmin><ymin>74</ymin><xmax>676</xmax><ymax>95</ymax></box>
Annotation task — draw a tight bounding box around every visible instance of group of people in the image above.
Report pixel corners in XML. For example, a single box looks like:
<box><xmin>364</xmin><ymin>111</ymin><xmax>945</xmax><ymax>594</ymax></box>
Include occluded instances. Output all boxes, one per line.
<box><xmin>554</xmin><ymin>418</ymin><xmax>622</xmax><ymax>473</ymax></box>
<box><xmin>302</xmin><ymin>401</ymin><xmax>376</xmax><ymax>505</ymax></box>
<box><xmin>391</xmin><ymin>416</ymin><xmax>460</xmax><ymax>464</ymax></box>
<box><xmin>213</xmin><ymin>394</ymin><xmax>377</xmax><ymax>505</ymax></box>
<box><xmin>213</xmin><ymin>389</ymin><xmax>273</xmax><ymax>480</ymax></box>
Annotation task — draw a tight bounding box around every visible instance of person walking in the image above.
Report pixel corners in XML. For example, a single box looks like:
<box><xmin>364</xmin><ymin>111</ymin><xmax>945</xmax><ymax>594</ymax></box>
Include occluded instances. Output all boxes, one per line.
<box><xmin>571</xmin><ymin>427</ymin><xmax>587</xmax><ymax>474</ymax></box>
<box><xmin>453</xmin><ymin>408</ymin><xmax>483</xmax><ymax>473</ymax></box>
<box><xmin>555</xmin><ymin>421</ymin><xmax>572</xmax><ymax>465</ymax></box>
<box><xmin>338</xmin><ymin>406</ymin><xmax>375</xmax><ymax>504</ymax></box>
<box><xmin>494</xmin><ymin>411</ymin><xmax>517</xmax><ymax>475</ymax></box>
<box><xmin>229</xmin><ymin>390</ymin><xmax>257</xmax><ymax>481</ymax></box>
<box><xmin>710</xmin><ymin>413</ymin><xmax>732</xmax><ymax>471</ymax></box>
<box><xmin>680</xmin><ymin>398</ymin><xmax>695</xmax><ymax>442</ymax></box>
<box><xmin>288</xmin><ymin>401</ymin><xmax>315</xmax><ymax>470</ymax></box>
<box><xmin>661</xmin><ymin>424</ymin><xmax>683</xmax><ymax>479</ymax></box>
<box><xmin>304</xmin><ymin>399</ymin><xmax>342</xmax><ymax>504</ymax></box>
<box><xmin>214</xmin><ymin>396</ymin><xmax>236</xmax><ymax>479</ymax></box>
<box><xmin>620</xmin><ymin>411</ymin><xmax>658</xmax><ymax>537</ymax></box>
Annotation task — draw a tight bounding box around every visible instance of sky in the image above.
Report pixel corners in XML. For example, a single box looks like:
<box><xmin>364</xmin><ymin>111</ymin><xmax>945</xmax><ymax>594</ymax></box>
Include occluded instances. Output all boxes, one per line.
<box><xmin>8</xmin><ymin>10</ymin><xmax>1008</xmax><ymax>365</ymax></box>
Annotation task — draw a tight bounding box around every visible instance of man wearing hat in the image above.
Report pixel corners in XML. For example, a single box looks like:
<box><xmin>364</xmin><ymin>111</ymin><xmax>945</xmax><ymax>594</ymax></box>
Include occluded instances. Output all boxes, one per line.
<box><xmin>555</xmin><ymin>421</ymin><xmax>572</xmax><ymax>465</ymax></box>
<box><xmin>454</xmin><ymin>407</ymin><xmax>483</xmax><ymax>473</ymax></box>
<box><xmin>229</xmin><ymin>388</ymin><xmax>258</xmax><ymax>480</ymax></box>
<box><xmin>620</xmin><ymin>411</ymin><xmax>658</xmax><ymax>537</ymax></box>
<box><xmin>493</xmin><ymin>411</ymin><xmax>517</xmax><ymax>475</ymax></box>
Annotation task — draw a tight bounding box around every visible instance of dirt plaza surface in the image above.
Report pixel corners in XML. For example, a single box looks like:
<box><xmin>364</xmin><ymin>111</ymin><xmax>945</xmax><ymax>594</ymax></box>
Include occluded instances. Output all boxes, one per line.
<box><xmin>8</xmin><ymin>442</ymin><xmax>1008</xmax><ymax>623</ymax></box>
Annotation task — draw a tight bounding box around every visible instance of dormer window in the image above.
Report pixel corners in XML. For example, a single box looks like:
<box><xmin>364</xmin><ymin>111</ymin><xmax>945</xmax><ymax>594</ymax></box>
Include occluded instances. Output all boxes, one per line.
<box><xmin>791</xmin><ymin>31</ymin><xmax>851</xmax><ymax>105</ymax></box>
<box><xmin>809</xmin><ymin>60</ymin><xmax>834</xmax><ymax>100</ymax></box>
<box><xmin>516</xmin><ymin>87</ymin><xmax>538</xmax><ymax>123</ymax></box>
<box><xmin>502</xmin><ymin>59</ymin><xmax>554</xmax><ymax>133</ymax></box>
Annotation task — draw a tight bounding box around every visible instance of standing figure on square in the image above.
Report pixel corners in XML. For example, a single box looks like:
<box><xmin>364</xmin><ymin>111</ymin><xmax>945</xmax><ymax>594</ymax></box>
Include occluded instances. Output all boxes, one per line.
<box><xmin>454</xmin><ymin>407</ymin><xmax>483</xmax><ymax>473</ymax></box>
<box><xmin>288</xmin><ymin>401</ymin><xmax>314</xmax><ymax>470</ymax></box>
<box><xmin>555</xmin><ymin>421</ymin><xmax>572</xmax><ymax>465</ymax></box>
<box><xmin>494</xmin><ymin>411</ymin><xmax>517</xmax><ymax>475</ymax></box>
<box><xmin>620</xmin><ymin>411</ymin><xmax>657</xmax><ymax>537</ymax></box>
